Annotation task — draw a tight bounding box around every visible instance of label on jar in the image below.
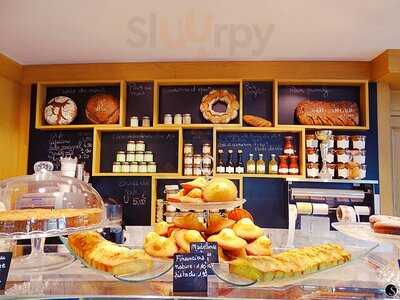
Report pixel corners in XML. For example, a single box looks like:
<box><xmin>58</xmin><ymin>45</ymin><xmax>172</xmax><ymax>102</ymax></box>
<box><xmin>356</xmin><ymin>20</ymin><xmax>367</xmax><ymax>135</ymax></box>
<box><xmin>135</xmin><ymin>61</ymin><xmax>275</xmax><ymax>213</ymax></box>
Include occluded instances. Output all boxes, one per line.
<box><xmin>226</xmin><ymin>166</ymin><xmax>235</xmax><ymax>174</ymax></box>
<box><xmin>184</xmin><ymin>156</ymin><xmax>193</xmax><ymax>164</ymax></box>
<box><xmin>353</xmin><ymin>155</ymin><xmax>366</xmax><ymax>164</ymax></box>
<box><xmin>270</xmin><ymin>165</ymin><xmax>278</xmax><ymax>173</ymax></box>
<box><xmin>235</xmin><ymin>166</ymin><xmax>244</xmax><ymax>174</ymax></box>
<box><xmin>307</xmin><ymin>168</ymin><xmax>319</xmax><ymax>178</ymax></box>
<box><xmin>326</xmin><ymin>153</ymin><xmax>334</xmax><ymax>163</ymax></box>
<box><xmin>306</xmin><ymin>140</ymin><xmax>318</xmax><ymax>148</ymax></box>
<box><xmin>284</xmin><ymin>149</ymin><xmax>294</xmax><ymax>155</ymax></box>
<box><xmin>257</xmin><ymin>166</ymin><xmax>266</xmax><ymax>173</ymax></box>
<box><xmin>337</xmin><ymin>154</ymin><xmax>349</xmax><ymax>163</ymax></box>
<box><xmin>246</xmin><ymin>165</ymin><xmax>255</xmax><ymax>173</ymax></box>
<box><xmin>353</xmin><ymin>140</ymin><xmax>366</xmax><ymax>150</ymax></box>
<box><xmin>338</xmin><ymin>169</ymin><xmax>348</xmax><ymax>178</ymax></box>
<box><xmin>216</xmin><ymin>166</ymin><xmax>225</xmax><ymax>173</ymax></box>
<box><xmin>193</xmin><ymin>168</ymin><xmax>202</xmax><ymax>176</ymax></box>
<box><xmin>279</xmin><ymin>167</ymin><xmax>288</xmax><ymax>174</ymax></box>
<box><xmin>307</xmin><ymin>153</ymin><xmax>319</xmax><ymax>163</ymax></box>
<box><xmin>184</xmin><ymin>168</ymin><xmax>193</xmax><ymax>175</ymax></box>
<box><xmin>193</xmin><ymin>157</ymin><xmax>202</xmax><ymax>165</ymax></box>
<box><xmin>289</xmin><ymin>168</ymin><xmax>299</xmax><ymax>174</ymax></box>
<box><xmin>203</xmin><ymin>156</ymin><xmax>212</xmax><ymax>165</ymax></box>
<box><xmin>337</xmin><ymin>140</ymin><xmax>349</xmax><ymax>149</ymax></box>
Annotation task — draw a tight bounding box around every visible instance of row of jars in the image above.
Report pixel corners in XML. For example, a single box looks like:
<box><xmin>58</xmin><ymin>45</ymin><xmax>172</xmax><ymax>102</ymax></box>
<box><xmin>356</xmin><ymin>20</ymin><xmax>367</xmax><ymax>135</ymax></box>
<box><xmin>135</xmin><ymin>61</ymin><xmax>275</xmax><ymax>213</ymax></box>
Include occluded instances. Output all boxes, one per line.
<box><xmin>184</xmin><ymin>154</ymin><xmax>212</xmax><ymax>176</ymax></box>
<box><xmin>164</xmin><ymin>113</ymin><xmax>192</xmax><ymax>125</ymax></box>
<box><xmin>307</xmin><ymin>162</ymin><xmax>367</xmax><ymax>179</ymax></box>
<box><xmin>112</xmin><ymin>161</ymin><xmax>157</xmax><ymax>173</ymax></box>
<box><xmin>116</xmin><ymin>150</ymin><xmax>154</xmax><ymax>163</ymax></box>
<box><xmin>306</xmin><ymin>148</ymin><xmax>366</xmax><ymax>164</ymax></box>
<box><xmin>130</xmin><ymin>116</ymin><xmax>151</xmax><ymax>127</ymax></box>
<box><xmin>278</xmin><ymin>155</ymin><xmax>299</xmax><ymax>175</ymax></box>
<box><xmin>306</xmin><ymin>134</ymin><xmax>366</xmax><ymax>150</ymax></box>
<box><xmin>184</xmin><ymin>143</ymin><xmax>212</xmax><ymax>156</ymax></box>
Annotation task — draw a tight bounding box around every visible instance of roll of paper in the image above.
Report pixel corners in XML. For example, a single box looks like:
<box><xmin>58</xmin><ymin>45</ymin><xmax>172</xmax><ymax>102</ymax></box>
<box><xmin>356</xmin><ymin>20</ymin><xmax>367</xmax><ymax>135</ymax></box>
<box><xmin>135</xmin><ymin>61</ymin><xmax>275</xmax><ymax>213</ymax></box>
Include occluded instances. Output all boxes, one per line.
<box><xmin>286</xmin><ymin>204</ymin><xmax>298</xmax><ymax>248</ymax></box>
<box><xmin>312</xmin><ymin>203</ymin><xmax>329</xmax><ymax>215</ymax></box>
<box><xmin>296</xmin><ymin>202</ymin><xmax>312</xmax><ymax>215</ymax></box>
<box><xmin>336</xmin><ymin>205</ymin><xmax>356</xmax><ymax>223</ymax></box>
<box><xmin>354</xmin><ymin>206</ymin><xmax>370</xmax><ymax>216</ymax></box>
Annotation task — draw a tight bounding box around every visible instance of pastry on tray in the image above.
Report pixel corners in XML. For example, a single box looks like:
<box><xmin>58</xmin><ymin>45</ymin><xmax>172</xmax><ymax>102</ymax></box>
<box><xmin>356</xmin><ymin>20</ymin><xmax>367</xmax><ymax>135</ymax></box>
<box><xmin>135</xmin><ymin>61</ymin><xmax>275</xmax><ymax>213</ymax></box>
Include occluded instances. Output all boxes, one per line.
<box><xmin>232</xmin><ymin>218</ymin><xmax>264</xmax><ymax>241</ymax></box>
<box><xmin>246</xmin><ymin>236</ymin><xmax>272</xmax><ymax>256</ymax></box>
<box><xmin>143</xmin><ymin>232</ymin><xmax>178</xmax><ymax>258</ymax></box>
<box><xmin>173</xmin><ymin>213</ymin><xmax>206</xmax><ymax>232</ymax></box>
<box><xmin>174</xmin><ymin>229</ymin><xmax>205</xmax><ymax>253</ymax></box>
<box><xmin>68</xmin><ymin>231</ymin><xmax>153</xmax><ymax>276</ymax></box>
<box><xmin>229</xmin><ymin>243</ymin><xmax>351</xmax><ymax>282</ymax></box>
<box><xmin>203</xmin><ymin>178</ymin><xmax>238</xmax><ymax>202</ymax></box>
<box><xmin>207</xmin><ymin>228</ymin><xmax>247</xmax><ymax>251</ymax></box>
<box><xmin>205</xmin><ymin>213</ymin><xmax>235</xmax><ymax>236</ymax></box>
<box><xmin>228</xmin><ymin>208</ymin><xmax>254</xmax><ymax>222</ymax></box>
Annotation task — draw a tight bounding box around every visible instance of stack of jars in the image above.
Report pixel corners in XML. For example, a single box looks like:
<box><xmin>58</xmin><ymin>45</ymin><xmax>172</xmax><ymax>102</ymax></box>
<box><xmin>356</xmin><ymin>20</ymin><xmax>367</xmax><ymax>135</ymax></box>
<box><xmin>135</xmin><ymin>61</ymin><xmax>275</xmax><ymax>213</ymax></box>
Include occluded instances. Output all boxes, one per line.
<box><xmin>306</xmin><ymin>133</ymin><xmax>367</xmax><ymax>179</ymax></box>
<box><xmin>278</xmin><ymin>136</ymin><xmax>299</xmax><ymax>175</ymax></box>
<box><xmin>112</xmin><ymin>140</ymin><xmax>157</xmax><ymax>173</ymax></box>
<box><xmin>183</xmin><ymin>143</ymin><xmax>212</xmax><ymax>176</ymax></box>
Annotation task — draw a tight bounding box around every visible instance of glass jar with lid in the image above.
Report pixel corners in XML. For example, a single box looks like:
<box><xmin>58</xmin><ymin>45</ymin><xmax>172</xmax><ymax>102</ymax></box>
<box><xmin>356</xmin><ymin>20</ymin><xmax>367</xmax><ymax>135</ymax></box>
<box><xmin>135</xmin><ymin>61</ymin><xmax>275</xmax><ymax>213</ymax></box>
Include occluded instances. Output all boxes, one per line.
<box><xmin>121</xmin><ymin>162</ymin><xmax>130</xmax><ymax>173</ymax></box>
<box><xmin>288</xmin><ymin>155</ymin><xmax>299</xmax><ymax>175</ymax></box>
<box><xmin>283</xmin><ymin>136</ymin><xmax>295</xmax><ymax>155</ymax></box>
<box><xmin>202</xmin><ymin>154</ymin><xmax>212</xmax><ymax>165</ymax></box>
<box><xmin>116</xmin><ymin>151</ymin><xmax>126</xmax><ymax>162</ymax></box>
<box><xmin>184</xmin><ymin>144</ymin><xmax>194</xmax><ymax>155</ymax></box>
<box><xmin>305</xmin><ymin>134</ymin><xmax>318</xmax><ymax>148</ymax></box>
<box><xmin>307</xmin><ymin>162</ymin><xmax>319</xmax><ymax>178</ymax></box>
<box><xmin>351</xmin><ymin>135</ymin><xmax>366</xmax><ymax>150</ymax></box>
<box><xmin>164</xmin><ymin>114</ymin><xmax>173</xmax><ymax>125</ymax></box>
<box><xmin>135</xmin><ymin>151</ymin><xmax>144</xmax><ymax>162</ymax></box>
<box><xmin>336</xmin><ymin>149</ymin><xmax>350</xmax><ymax>163</ymax></box>
<box><xmin>147</xmin><ymin>162</ymin><xmax>157</xmax><ymax>173</ymax></box>
<box><xmin>337</xmin><ymin>163</ymin><xmax>349</xmax><ymax>179</ymax></box>
<box><xmin>142</xmin><ymin>116</ymin><xmax>151</xmax><ymax>127</ymax></box>
<box><xmin>306</xmin><ymin>148</ymin><xmax>319</xmax><ymax>163</ymax></box>
<box><xmin>184</xmin><ymin>165</ymin><xmax>193</xmax><ymax>175</ymax></box>
<box><xmin>138</xmin><ymin>162</ymin><xmax>147</xmax><ymax>173</ymax></box>
<box><xmin>352</xmin><ymin>149</ymin><xmax>366</xmax><ymax>164</ymax></box>
<box><xmin>144</xmin><ymin>151</ymin><xmax>153</xmax><ymax>162</ymax></box>
<box><xmin>184</xmin><ymin>154</ymin><xmax>193</xmax><ymax>165</ymax></box>
<box><xmin>193</xmin><ymin>164</ymin><xmax>202</xmax><ymax>176</ymax></box>
<box><xmin>360</xmin><ymin>164</ymin><xmax>367</xmax><ymax>179</ymax></box>
<box><xmin>112</xmin><ymin>162</ymin><xmax>122</xmax><ymax>173</ymax></box>
<box><xmin>202</xmin><ymin>144</ymin><xmax>211</xmax><ymax>155</ymax></box>
<box><xmin>136</xmin><ymin>141</ymin><xmax>145</xmax><ymax>152</ymax></box>
<box><xmin>129</xmin><ymin>162</ymin><xmax>138</xmax><ymax>173</ymax></box>
<box><xmin>130</xmin><ymin>116</ymin><xmax>139</xmax><ymax>127</ymax></box>
<box><xmin>174</xmin><ymin>114</ymin><xmax>182</xmax><ymax>124</ymax></box>
<box><xmin>348</xmin><ymin>161</ymin><xmax>361</xmax><ymax>180</ymax></box>
<box><xmin>193</xmin><ymin>154</ymin><xmax>202</xmax><ymax>165</ymax></box>
<box><xmin>126</xmin><ymin>151</ymin><xmax>135</xmax><ymax>162</ymax></box>
<box><xmin>183</xmin><ymin>114</ymin><xmax>191</xmax><ymax>124</ymax></box>
<box><xmin>336</xmin><ymin>135</ymin><xmax>350</xmax><ymax>149</ymax></box>
<box><xmin>327</xmin><ymin>135</ymin><xmax>335</xmax><ymax>149</ymax></box>
<box><xmin>278</xmin><ymin>155</ymin><xmax>289</xmax><ymax>174</ymax></box>
<box><xmin>127</xmin><ymin>141</ymin><xmax>136</xmax><ymax>152</ymax></box>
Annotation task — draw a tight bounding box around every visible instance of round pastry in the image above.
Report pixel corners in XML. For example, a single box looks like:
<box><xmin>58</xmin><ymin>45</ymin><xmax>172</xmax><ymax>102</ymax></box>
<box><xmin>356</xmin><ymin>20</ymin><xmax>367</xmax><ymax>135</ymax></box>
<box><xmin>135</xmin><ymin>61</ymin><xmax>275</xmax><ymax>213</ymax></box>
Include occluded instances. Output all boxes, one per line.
<box><xmin>200</xmin><ymin>90</ymin><xmax>239</xmax><ymax>124</ymax></box>
<box><xmin>373</xmin><ymin>221</ymin><xmax>400</xmax><ymax>235</ymax></box>
<box><xmin>44</xmin><ymin>96</ymin><xmax>77</xmax><ymax>125</ymax></box>
<box><xmin>246</xmin><ymin>236</ymin><xmax>272</xmax><ymax>256</ymax></box>
<box><xmin>232</xmin><ymin>218</ymin><xmax>264</xmax><ymax>241</ymax></box>
<box><xmin>205</xmin><ymin>213</ymin><xmax>235</xmax><ymax>236</ymax></box>
<box><xmin>144</xmin><ymin>231</ymin><xmax>160</xmax><ymax>245</ymax></box>
<box><xmin>223</xmin><ymin>247</ymin><xmax>247</xmax><ymax>259</ymax></box>
<box><xmin>207</xmin><ymin>228</ymin><xmax>247</xmax><ymax>251</ymax></box>
<box><xmin>185</xmin><ymin>188</ymin><xmax>202</xmax><ymax>198</ymax></box>
<box><xmin>202</xmin><ymin>178</ymin><xmax>238</xmax><ymax>202</ymax></box>
<box><xmin>228</xmin><ymin>208</ymin><xmax>254</xmax><ymax>222</ymax></box>
<box><xmin>175</xmin><ymin>229</ymin><xmax>205</xmax><ymax>252</ymax></box>
<box><xmin>173</xmin><ymin>213</ymin><xmax>206</xmax><ymax>232</ymax></box>
<box><xmin>144</xmin><ymin>235</ymin><xmax>178</xmax><ymax>258</ymax></box>
<box><xmin>153</xmin><ymin>222</ymin><xmax>172</xmax><ymax>236</ymax></box>
<box><xmin>85</xmin><ymin>93</ymin><xmax>119</xmax><ymax>124</ymax></box>
<box><xmin>369</xmin><ymin>215</ymin><xmax>400</xmax><ymax>225</ymax></box>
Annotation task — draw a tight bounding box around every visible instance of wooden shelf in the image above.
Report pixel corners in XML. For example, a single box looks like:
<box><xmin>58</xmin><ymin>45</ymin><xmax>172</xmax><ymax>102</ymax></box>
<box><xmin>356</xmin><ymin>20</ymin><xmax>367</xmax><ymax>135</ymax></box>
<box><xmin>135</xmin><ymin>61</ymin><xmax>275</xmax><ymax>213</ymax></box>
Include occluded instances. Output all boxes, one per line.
<box><xmin>95</xmin><ymin>126</ymin><xmax>180</xmax><ymax>132</ymax></box>
<box><xmin>215</xmin><ymin>126</ymin><xmax>303</xmax><ymax>133</ymax></box>
<box><xmin>36</xmin><ymin>124</ymin><xmax>122</xmax><ymax>130</ymax></box>
<box><xmin>93</xmin><ymin>172</ymin><xmax>179</xmax><ymax>177</ymax></box>
<box><xmin>157</xmin><ymin>124</ymin><xmax>238</xmax><ymax>129</ymax></box>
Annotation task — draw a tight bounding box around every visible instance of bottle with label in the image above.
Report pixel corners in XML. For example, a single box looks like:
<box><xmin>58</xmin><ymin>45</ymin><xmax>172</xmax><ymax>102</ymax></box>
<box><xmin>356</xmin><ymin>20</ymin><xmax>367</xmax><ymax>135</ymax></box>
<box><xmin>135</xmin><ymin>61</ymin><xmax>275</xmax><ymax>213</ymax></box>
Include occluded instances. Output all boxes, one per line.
<box><xmin>256</xmin><ymin>154</ymin><xmax>266</xmax><ymax>174</ymax></box>
<box><xmin>226</xmin><ymin>150</ymin><xmax>235</xmax><ymax>174</ymax></box>
<box><xmin>216</xmin><ymin>149</ymin><xmax>225</xmax><ymax>173</ymax></box>
<box><xmin>268</xmin><ymin>154</ymin><xmax>278</xmax><ymax>174</ymax></box>
<box><xmin>235</xmin><ymin>149</ymin><xmax>245</xmax><ymax>174</ymax></box>
<box><xmin>246</xmin><ymin>154</ymin><xmax>256</xmax><ymax>174</ymax></box>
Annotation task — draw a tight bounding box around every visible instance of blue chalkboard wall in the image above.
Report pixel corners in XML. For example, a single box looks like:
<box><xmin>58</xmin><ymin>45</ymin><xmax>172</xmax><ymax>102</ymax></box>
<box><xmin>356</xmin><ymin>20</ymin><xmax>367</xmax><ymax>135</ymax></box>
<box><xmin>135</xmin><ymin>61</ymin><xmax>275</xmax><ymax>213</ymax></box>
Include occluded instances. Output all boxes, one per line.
<box><xmin>27</xmin><ymin>83</ymin><xmax>379</xmax><ymax>228</ymax></box>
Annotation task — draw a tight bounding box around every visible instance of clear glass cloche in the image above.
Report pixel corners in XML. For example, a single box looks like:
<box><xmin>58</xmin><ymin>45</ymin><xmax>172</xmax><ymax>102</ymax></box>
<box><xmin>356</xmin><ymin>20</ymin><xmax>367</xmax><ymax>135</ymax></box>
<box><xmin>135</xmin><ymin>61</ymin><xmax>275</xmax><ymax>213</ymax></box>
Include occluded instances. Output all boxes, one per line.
<box><xmin>0</xmin><ymin>162</ymin><xmax>106</xmax><ymax>239</ymax></box>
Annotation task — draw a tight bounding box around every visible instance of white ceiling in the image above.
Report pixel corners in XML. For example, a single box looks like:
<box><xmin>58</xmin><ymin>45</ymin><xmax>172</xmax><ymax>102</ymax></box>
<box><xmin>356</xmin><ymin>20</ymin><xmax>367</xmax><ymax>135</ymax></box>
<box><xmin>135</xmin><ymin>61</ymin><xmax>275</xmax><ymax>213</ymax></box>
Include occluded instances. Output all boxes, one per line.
<box><xmin>1</xmin><ymin>0</ymin><xmax>400</xmax><ymax>65</ymax></box>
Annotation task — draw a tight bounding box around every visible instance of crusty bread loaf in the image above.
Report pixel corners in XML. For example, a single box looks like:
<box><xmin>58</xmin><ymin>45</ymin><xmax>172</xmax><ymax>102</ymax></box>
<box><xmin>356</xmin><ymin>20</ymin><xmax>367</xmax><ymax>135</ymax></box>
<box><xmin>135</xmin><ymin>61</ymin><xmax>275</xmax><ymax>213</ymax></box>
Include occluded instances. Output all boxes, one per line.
<box><xmin>295</xmin><ymin>100</ymin><xmax>359</xmax><ymax>126</ymax></box>
<box><xmin>243</xmin><ymin>115</ymin><xmax>272</xmax><ymax>127</ymax></box>
<box><xmin>69</xmin><ymin>231</ymin><xmax>153</xmax><ymax>275</ymax></box>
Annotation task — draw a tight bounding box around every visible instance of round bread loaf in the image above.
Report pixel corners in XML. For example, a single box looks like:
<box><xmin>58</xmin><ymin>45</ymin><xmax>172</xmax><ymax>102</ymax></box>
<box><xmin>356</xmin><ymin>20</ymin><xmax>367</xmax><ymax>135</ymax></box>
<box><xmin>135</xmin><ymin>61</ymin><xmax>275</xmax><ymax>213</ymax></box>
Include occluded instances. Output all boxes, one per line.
<box><xmin>85</xmin><ymin>94</ymin><xmax>119</xmax><ymax>124</ymax></box>
<box><xmin>44</xmin><ymin>96</ymin><xmax>78</xmax><ymax>125</ymax></box>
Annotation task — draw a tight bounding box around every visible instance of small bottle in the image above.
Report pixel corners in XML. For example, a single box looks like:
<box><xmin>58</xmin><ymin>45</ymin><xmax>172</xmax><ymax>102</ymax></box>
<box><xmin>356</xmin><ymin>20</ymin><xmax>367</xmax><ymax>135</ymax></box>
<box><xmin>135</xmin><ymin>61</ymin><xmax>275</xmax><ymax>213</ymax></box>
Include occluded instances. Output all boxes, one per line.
<box><xmin>235</xmin><ymin>150</ymin><xmax>245</xmax><ymax>174</ymax></box>
<box><xmin>256</xmin><ymin>154</ymin><xmax>266</xmax><ymax>174</ymax></box>
<box><xmin>246</xmin><ymin>154</ymin><xmax>256</xmax><ymax>174</ymax></box>
<box><xmin>216</xmin><ymin>149</ymin><xmax>225</xmax><ymax>173</ymax></box>
<box><xmin>268</xmin><ymin>154</ymin><xmax>278</xmax><ymax>174</ymax></box>
<box><xmin>142</xmin><ymin>116</ymin><xmax>151</xmax><ymax>127</ymax></box>
<box><xmin>226</xmin><ymin>150</ymin><xmax>235</xmax><ymax>174</ymax></box>
<box><xmin>174</xmin><ymin>114</ymin><xmax>182</xmax><ymax>124</ymax></box>
<box><xmin>130</xmin><ymin>116</ymin><xmax>139</xmax><ymax>127</ymax></box>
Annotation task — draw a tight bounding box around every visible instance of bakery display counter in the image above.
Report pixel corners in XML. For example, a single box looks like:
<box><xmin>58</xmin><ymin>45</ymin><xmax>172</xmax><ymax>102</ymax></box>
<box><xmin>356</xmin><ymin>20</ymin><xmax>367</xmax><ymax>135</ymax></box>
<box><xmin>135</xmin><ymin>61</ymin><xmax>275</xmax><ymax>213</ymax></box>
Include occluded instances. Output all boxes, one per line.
<box><xmin>2</xmin><ymin>229</ymin><xmax>393</xmax><ymax>299</ymax></box>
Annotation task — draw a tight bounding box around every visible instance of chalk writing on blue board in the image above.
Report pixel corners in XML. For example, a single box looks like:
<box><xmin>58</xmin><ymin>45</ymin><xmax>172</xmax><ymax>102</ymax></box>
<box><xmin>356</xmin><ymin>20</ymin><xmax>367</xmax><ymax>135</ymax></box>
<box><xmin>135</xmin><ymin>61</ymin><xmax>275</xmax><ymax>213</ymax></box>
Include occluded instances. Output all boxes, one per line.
<box><xmin>128</xmin><ymin>83</ymin><xmax>152</xmax><ymax>96</ymax></box>
<box><xmin>281</xmin><ymin>86</ymin><xmax>330</xmax><ymax>99</ymax></box>
<box><xmin>49</xmin><ymin>87</ymin><xmax>109</xmax><ymax>96</ymax></box>
<box><xmin>244</xmin><ymin>82</ymin><xmax>269</xmax><ymax>99</ymax></box>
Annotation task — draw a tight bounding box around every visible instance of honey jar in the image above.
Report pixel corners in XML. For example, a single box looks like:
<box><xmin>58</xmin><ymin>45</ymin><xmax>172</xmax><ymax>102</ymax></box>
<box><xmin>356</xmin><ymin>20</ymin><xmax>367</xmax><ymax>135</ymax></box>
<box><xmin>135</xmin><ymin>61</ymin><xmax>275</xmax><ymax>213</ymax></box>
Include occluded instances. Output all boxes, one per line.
<box><xmin>336</xmin><ymin>149</ymin><xmax>350</xmax><ymax>163</ymax></box>
<box><xmin>306</xmin><ymin>148</ymin><xmax>319</xmax><ymax>163</ymax></box>
<box><xmin>337</xmin><ymin>163</ymin><xmax>348</xmax><ymax>179</ymax></box>
<box><xmin>351</xmin><ymin>135</ymin><xmax>366</xmax><ymax>150</ymax></box>
<box><xmin>306</xmin><ymin>162</ymin><xmax>319</xmax><ymax>178</ymax></box>
<box><xmin>336</xmin><ymin>135</ymin><xmax>350</xmax><ymax>149</ymax></box>
<box><xmin>305</xmin><ymin>134</ymin><xmax>318</xmax><ymax>148</ymax></box>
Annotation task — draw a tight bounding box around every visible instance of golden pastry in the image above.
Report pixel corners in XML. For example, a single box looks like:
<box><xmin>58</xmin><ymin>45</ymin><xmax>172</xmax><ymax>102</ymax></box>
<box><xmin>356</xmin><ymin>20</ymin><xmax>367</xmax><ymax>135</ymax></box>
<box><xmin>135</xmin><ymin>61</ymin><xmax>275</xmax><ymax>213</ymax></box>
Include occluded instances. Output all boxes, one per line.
<box><xmin>144</xmin><ymin>235</ymin><xmax>178</xmax><ymax>258</ymax></box>
<box><xmin>243</xmin><ymin>115</ymin><xmax>272</xmax><ymax>127</ymax></box>
<box><xmin>233</xmin><ymin>218</ymin><xmax>264</xmax><ymax>241</ymax></box>
<box><xmin>173</xmin><ymin>213</ymin><xmax>206</xmax><ymax>232</ymax></box>
<box><xmin>207</xmin><ymin>228</ymin><xmax>247</xmax><ymax>251</ymax></box>
<box><xmin>204</xmin><ymin>213</ymin><xmax>235</xmax><ymax>236</ymax></box>
<box><xmin>153</xmin><ymin>222</ymin><xmax>173</xmax><ymax>236</ymax></box>
<box><xmin>144</xmin><ymin>231</ymin><xmax>160</xmax><ymax>245</ymax></box>
<box><xmin>246</xmin><ymin>236</ymin><xmax>272</xmax><ymax>256</ymax></box>
<box><xmin>202</xmin><ymin>178</ymin><xmax>238</xmax><ymax>202</ymax></box>
<box><xmin>175</xmin><ymin>229</ymin><xmax>205</xmax><ymax>253</ymax></box>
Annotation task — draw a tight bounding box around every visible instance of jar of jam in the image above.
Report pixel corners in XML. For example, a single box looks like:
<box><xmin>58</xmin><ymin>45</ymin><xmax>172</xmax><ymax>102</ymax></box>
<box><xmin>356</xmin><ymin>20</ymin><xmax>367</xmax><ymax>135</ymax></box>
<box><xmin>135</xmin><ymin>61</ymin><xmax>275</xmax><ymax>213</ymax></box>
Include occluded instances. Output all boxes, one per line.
<box><xmin>184</xmin><ymin>154</ymin><xmax>193</xmax><ymax>165</ymax></box>
<box><xmin>112</xmin><ymin>162</ymin><xmax>122</xmax><ymax>173</ymax></box>
<box><xmin>148</xmin><ymin>162</ymin><xmax>157</xmax><ymax>173</ymax></box>
<box><xmin>336</xmin><ymin>135</ymin><xmax>350</xmax><ymax>149</ymax></box>
<box><xmin>183</xmin><ymin>114</ymin><xmax>192</xmax><ymax>124</ymax></box>
<box><xmin>289</xmin><ymin>155</ymin><xmax>299</xmax><ymax>175</ymax></box>
<box><xmin>278</xmin><ymin>155</ymin><xmax>289</xmax><ymax>174</ymax></box>
<box><xmin>202</xmin><ymin>165</ymin><xmax>212</xmax><ymax>176</ymax></box>
<box><xmin>138</xmin><ymin>162</ymin><xmax>147</xmax><ymax>173</ymax></box>
<box><xmin>164</xmin><ymin>114</ymin><xmax>173</xmax><ymax>125</ymax></box>
<box><xmin>193</xmin><ymin>154</ymin><xmax>202</xmax><ymax>165</ymax></box>
<box><xmin>327</xmin><ymin>135</ymin><xmax>335</xmax><ymax>149</ymax></box>
<box><xmin>327</xmin><ymin>163</ymin><xmax>336</xmax><ymax>178</ymax></box>
<box><xmin>144</xmin><ymin>151</ymin><xmax>153</xmax><ymax>162</ymax></box>
<box><xmin>130</xmin><ymin>116</ymin><xmax>139</xmax><ymax>127</ymax></box>
<box><xmin>336</xmin><ymin>149</ymin><xmax>350</xmax><ymax>163</ymax></box>
<box><xmin>348</xmin><ymin>161</ymin><xmax>361</xmax><ymax>179</ymax></box>
<box><xmin>121</xmin><ymin>162</ymin><xmax>130</xmax><ymax>173</ymax></box>
<box><xmin>352</xmin><ymin>149</ymin><xmax>366</xmax><ymax>164</ymax></box>
<box><xmin>193</xmin><ymin>164</ymin><xmax>202</xmax><ymax>176</ymax></box>
<box><xmin>136</xmin><ymin>141</ymin><xmax>145</xmax><ymax>152</ymax></box>
<box><xmin>283</xmin><ymin>136</ymin><xmax>295</xmax><ymax>155</ymax></box>
<box><xmin>202</xmin><ymin>143</ymin><xmax>211</xmax><ymax>155</ymax></box>
<box><xmin>129</xmin><ymin>162</ymin><xmax>138</xmax><ymax>173</ymax></box>
<box><xmin>127</xmin><ymin>141</ymin><xmax>136</xmax><ymax>152</ymax></box>
<box><xmin>135</xmin><ymin>151</ymin><xmax>144</xmax><ymax>162</ymax></box>
<box><xmin>306</xmin><ymin>148</ymin><xmax>319</xmax><ymax>163</ymax></box>
<box><xmin>337</xmin><ymin>163</ymin><xmax>349</xmax><ymax>179</ymax></box>
<box><xmin>116</xmin><ymin>151</ymin><xmax>126</xmax><ymax>162</ymax></box>
<box><xmin>326</xmin><ymin>148</ymin><xmax>335</xmax><ymax>163</ymax></box>
<box><xmin>305</xmin><ymin>134</ymin><xmax>318</xmax><ymax>148</ymax></box>
<box><xmin>351</xmin><ymin>135</ymin><xmax>366</xmax><ymax>150</ymax></box>
<box><xmin>184</xmin><ymin>164</ymin><xmax>193</xmax><ymax>175</ymax></box>
<box><xmin>306</xmin><ymin>162</ymin><xmax>319</xmax><ymax>178</ymax></box>
<box><xmin>184</xmin><ymin>144</ymin><xmax>193</xmax><ymax>155</ymax></box>
<box><xmin>126</xmin><ymin>151</ymin><xmax>135</xmax><ymax>162</ymax></box>
<box><xmin>142</xmin><ymin>116</ymin><xmax>151</xmax><ymax>127</ymax></box>
<box><xmin>202</xmin><ymin>154</ymin><xmax>212</xmax><ymax>165</ymax></box>
<box><xmin>174</xmin><ymin>114</ymin><xmax>182</xmax><ymax>125</ymax></box>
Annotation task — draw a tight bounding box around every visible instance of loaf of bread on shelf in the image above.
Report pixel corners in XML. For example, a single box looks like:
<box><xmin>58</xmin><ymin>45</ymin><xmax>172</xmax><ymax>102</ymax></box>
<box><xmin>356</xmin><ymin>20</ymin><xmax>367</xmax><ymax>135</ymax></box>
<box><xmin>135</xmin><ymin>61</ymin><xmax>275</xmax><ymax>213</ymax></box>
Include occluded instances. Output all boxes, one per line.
<box><xmin>295</xmin><ymin>100</ymin><xmax>359</xmax><ymax>126</ymax></box>
<box><xmin>243</xmin><ymin>115</ymin><xmax>272</xmax><ymax>127</ymax></box>
<box><xmin>68</xmin><ymin>231</ymin><xmax>153</xmax><ymax>275</ymax></box>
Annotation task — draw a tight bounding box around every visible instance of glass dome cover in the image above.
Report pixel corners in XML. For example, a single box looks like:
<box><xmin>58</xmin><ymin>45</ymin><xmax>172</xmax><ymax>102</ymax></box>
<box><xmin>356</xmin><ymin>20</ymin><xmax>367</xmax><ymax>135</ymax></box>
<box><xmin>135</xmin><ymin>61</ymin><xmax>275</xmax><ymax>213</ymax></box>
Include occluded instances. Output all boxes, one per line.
<box><xmin>0</xmin><ymin>164</ymin><xmax>106</xmax><ymax>239</ymax></box>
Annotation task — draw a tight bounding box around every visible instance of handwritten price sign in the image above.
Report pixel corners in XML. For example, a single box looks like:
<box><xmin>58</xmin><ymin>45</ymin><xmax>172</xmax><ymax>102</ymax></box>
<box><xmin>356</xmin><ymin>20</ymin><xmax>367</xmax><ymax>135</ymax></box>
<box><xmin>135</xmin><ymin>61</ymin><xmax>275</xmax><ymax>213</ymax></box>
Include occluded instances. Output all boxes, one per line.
<box><xmin>0</xmin><ymin>252</ymin><xmax>12</xmax><ymax>290</ymax></box>
<box><xmin>173</xmin><ymin>253</ymin><xmax>207</xmax><ymax>293</ymax></box>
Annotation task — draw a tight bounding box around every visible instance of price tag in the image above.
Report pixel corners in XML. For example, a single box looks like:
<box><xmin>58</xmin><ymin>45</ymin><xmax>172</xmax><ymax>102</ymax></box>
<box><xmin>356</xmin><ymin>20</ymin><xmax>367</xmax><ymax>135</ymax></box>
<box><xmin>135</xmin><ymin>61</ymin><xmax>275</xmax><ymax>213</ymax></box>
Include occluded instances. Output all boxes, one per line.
<box><xmin>0</xmin><ymin>252</ymin><xmax>12</xmax><ymax>290</ymax></box>
<box><xmin>190</xmin><ymin>242</ymin><xmax>219</xmax><ymax>275</ymax></box>
<box><xmin>173</xmin><ymin>253</ymin><xmax>208</xmax><ymax>293</ymax></box>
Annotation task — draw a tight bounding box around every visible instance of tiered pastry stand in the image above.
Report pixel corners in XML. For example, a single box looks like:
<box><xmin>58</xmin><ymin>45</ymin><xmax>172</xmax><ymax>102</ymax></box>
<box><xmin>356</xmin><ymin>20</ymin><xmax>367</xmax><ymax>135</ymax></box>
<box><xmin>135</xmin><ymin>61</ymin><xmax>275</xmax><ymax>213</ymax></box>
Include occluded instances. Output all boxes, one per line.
<box><xmin>332</xmin><ymin>222</ymin><xmax>400</xmax><ymax>284</ymax></box>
